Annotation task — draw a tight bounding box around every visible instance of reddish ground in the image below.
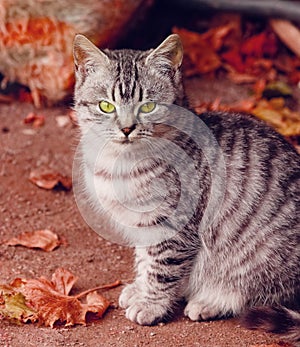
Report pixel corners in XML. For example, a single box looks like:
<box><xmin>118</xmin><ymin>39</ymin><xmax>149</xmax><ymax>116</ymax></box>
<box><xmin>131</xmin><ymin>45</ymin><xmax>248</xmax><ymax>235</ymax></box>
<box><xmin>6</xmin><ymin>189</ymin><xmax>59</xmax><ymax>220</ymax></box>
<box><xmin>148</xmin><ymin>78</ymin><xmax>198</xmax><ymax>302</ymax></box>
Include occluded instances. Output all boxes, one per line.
<box><xmin>0</xmin><ymin>77</ymin><xmax>291</xmax><ymax>347</ymax></box>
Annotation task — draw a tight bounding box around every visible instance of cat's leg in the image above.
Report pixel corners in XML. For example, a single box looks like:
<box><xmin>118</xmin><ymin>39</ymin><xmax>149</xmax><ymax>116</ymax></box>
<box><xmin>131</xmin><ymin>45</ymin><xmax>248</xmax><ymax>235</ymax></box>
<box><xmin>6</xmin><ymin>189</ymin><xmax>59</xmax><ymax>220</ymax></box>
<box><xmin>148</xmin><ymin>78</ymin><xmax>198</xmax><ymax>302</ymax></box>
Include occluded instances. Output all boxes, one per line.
<box><xmin>183</xmin><ymin>251</ymin><xmax>247</xmax><ymax>321</ymax></box>
<box><xmin>184</xmin><ymin>289</ymin><xmax>245</xmax><ymax>321</ymax></box>
<box><xmin>119</xmin><ymin>242</ymin><xmax>194</xmax><ymax>325</ymax></box>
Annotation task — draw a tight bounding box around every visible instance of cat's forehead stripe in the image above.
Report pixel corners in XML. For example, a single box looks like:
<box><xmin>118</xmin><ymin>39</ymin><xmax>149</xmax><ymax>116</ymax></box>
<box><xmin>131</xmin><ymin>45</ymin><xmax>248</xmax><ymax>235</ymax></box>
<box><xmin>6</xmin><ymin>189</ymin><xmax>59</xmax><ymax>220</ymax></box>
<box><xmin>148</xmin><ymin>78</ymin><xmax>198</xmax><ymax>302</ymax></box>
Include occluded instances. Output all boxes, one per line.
<box><xmin>111</xmin><ymin>56</ymin><xmax>143</xmax><ymax>103</ymax></box>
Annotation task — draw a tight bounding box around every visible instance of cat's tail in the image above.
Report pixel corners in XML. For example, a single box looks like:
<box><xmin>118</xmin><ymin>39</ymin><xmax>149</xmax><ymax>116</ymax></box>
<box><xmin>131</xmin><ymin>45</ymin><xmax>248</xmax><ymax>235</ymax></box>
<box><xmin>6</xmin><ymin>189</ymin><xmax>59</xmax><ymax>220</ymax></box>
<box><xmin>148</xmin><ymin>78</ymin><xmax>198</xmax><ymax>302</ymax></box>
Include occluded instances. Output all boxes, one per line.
<box><xmin>241</xmin><ymin>306</ymin><xmax>300</xmax><ymax>346</ymax></box>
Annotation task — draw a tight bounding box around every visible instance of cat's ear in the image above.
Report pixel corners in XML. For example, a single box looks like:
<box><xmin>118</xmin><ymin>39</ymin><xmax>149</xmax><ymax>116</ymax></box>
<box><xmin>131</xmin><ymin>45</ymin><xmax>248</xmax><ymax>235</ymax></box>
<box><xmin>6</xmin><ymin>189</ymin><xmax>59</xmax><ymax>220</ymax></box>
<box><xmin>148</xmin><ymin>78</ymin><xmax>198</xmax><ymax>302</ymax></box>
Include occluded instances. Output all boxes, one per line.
<box><xmin>73</xmin><ymin>34</ymin><xmax>109</xmax><ymax>77</ymax></box>
<box><xmin>146</xmin><ymin>34</ymin><xmax>183</xmax><ymax>69</ymax></box>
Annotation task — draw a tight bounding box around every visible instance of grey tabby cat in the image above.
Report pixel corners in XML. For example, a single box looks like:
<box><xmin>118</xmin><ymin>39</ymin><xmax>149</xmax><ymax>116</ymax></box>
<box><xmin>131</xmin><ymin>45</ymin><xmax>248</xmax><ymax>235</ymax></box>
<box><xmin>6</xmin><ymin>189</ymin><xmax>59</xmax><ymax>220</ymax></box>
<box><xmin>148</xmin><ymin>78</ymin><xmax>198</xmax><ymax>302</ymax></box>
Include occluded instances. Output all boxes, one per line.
<box><xmin>73</xmin><ymin>34</ymin><xmax>300</xmax><ymax>345</ymax></box>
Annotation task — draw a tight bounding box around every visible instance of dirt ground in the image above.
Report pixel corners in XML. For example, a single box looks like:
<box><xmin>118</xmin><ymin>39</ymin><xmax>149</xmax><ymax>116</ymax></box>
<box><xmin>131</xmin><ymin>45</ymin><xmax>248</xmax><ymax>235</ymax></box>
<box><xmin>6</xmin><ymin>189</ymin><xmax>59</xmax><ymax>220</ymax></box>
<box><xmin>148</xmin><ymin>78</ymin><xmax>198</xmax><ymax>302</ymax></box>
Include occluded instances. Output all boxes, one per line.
<box><xmin>0</xmin><ymin>75</ymin><xmax>291</xmax><ymax>347</ymax></box>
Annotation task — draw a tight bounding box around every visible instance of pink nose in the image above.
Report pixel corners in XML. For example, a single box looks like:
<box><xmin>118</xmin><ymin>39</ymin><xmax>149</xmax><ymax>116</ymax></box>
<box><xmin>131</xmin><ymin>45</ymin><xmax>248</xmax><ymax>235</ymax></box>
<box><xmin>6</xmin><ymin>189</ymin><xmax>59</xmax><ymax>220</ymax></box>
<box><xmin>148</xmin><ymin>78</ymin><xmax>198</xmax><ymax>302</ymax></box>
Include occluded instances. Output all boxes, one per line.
<box><xmin>121</xmin><ymin>124</ymin><xmax>136</xmax><ymax>136</ymax></box>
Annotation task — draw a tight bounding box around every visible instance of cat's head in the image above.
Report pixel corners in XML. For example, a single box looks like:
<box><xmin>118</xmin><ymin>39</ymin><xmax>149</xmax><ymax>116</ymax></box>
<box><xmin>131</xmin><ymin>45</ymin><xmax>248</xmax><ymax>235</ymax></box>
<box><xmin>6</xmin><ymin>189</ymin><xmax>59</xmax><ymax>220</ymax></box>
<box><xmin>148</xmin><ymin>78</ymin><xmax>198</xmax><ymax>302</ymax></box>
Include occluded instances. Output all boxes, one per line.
<box><xmin>73</xmin><ymin>34</ymin><xmax>184</xmax><ymax>144</ymax></box>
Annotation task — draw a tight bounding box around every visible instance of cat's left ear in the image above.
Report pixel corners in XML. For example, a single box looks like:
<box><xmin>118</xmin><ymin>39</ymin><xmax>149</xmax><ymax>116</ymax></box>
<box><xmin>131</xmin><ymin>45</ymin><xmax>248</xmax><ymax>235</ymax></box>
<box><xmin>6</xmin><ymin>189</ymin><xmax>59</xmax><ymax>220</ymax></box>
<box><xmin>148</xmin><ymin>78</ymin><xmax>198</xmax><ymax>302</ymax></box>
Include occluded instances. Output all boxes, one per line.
<box><xmin>146</xmin><ymin>34</ymin><xmax>183</xmax><ymax>69</ymax></box>
<box><xmin>73</xmin><ymin>34</ymin><xmax>109</xmax><ymax>76</ymax></box>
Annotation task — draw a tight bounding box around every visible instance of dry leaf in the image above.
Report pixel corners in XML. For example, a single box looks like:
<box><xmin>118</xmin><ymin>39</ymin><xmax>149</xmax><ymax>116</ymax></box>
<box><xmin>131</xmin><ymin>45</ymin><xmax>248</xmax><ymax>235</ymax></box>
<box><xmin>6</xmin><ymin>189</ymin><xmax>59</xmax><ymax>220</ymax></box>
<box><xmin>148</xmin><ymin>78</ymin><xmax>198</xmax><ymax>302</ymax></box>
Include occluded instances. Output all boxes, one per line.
<box><xmin>84</xmin><ymin>291</ymin><xmax>110</xmax><ymax>319</ymax></box>
<box><xmin>50</xmin><ymin>267</ymin><xmax>77</xmax><ymax>295</ymax></box>
<box><xmin>241</xmin><ymin>31</ymin><xmax>277</xmax><ymax>58</ymax></box>
<box><xmin>1</xmin><ymin>268</ymin><xmax>121</xmax><ymax>327</ymax></box>
<box><xmin>262</xmin><ymin>81</ymin><xmax>293</xmax><ymax>98</ymax></box>
<box><xmin>23</xmin><ymin>112</ymin><xmax>45</xmax><ymax>127</ymax></box>
<box><xmin>174</xmin><ymin>24</ymin><xmax>277</xmax><ymax>82</ymax></box>
<box><xmin>5</xmin><ymin>229</ymin><xmax>61</xmax><ymax>252</ymax></box>
<box><xmin>0</xmin><ymin>284</ymin><xmax>37</xmax><ymax>323</ymax></box>
<box><xmin>21</xmin><ymin>276</ymin><xmax>87</xmax><ymax>327</ymax></box>
<box><xmin>252</xmin><ymin>98</ymin><xmax>300</xmax><ymax>136</ymax></box>
<box><xmin>173</xmin><ymin>27</ymin><xmax>222</xmax><ymax>75</ymax></box>
<box><xmin>29</xmin><ymin>169</ymin><xmax>72</xmax><ymax>190</ymax></box>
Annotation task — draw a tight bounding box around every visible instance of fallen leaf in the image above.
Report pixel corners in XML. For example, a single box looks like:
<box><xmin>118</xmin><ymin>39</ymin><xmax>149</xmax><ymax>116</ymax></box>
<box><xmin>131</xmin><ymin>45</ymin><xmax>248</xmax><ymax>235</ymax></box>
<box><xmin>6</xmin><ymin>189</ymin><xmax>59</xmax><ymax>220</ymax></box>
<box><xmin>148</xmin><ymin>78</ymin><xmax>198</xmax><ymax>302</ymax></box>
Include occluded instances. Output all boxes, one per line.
<box><xmin>226</xmin><ymin>70</ymin><xmax>258</xmax><ymax>84</ymax></box>
<box><xmin>23</xmin><ymin>112</ymin><xmax>45</xmax><ymax>127</ymax></box>
<box><xmin>84</xmin><ymin>291</ymin><xmax>110</xmax><ymax>319</ymax></box>
<box><xmin>253</xmin><ymin>79</ymin><xmax>267</xmax><ymax>96</ymax></box>
<box><xmin>252</xmin><ymin>98</ymin><xmax>300</xmax><ymax>136</ymax></box>
<box><xmin>0</xmin><ymin>268</ymin><xmax>121</xmax><ymax>327</ymax></box>
<box><xmin>51</xmin><ymin>267</ymin><xmax>78</xmax><ymax>295</ymax></box>
<box><xmin>19</xmin><ymin>268</ymin><xmax>120</xmax><ymax>327</ymax></box>
<box><xmin>241</xmin><ymin>31</ymin><xmax>277</xmax><ymax>58</ymax></box>
<box><xmin>194</xmin><ymin>94</ymin><xmax>300</xmax><ymax>137</ymax></box>
<box><xmin>222</xmin><ymin>49</ymin><xmax>245</xmax><ymax>73</ymax></box>
<box><xmin>199</xmin><ymin>23</ymin><xmax>234</xmax><ymax>51</ymax></box>
<box><xmin>0</xmin><ymin>285</ymin><xmax>37</xmax><ymax>323</ymax></box>
<box><xmin>21</xmin><ymin>276</ymin><xmax>87</xmax><ymax>327</ymax></box>
<box><xmin>173</xmin><ymin>27</ymin><xmax>222</xmax><ymax>75</ymax></box>
<box><xmin>262</xmin><ymin>81</ymin><xmax>293</xmax><ymax>98</ymax></box>
<box><xmin>29</xmin><ymin>169</ymin><xmax>72</xmax><ymax>190</ymax></box>
<box><xmin>5</xmin><ymin>229</ymin><xmax>61</xmax><ymax>252</ymax></box>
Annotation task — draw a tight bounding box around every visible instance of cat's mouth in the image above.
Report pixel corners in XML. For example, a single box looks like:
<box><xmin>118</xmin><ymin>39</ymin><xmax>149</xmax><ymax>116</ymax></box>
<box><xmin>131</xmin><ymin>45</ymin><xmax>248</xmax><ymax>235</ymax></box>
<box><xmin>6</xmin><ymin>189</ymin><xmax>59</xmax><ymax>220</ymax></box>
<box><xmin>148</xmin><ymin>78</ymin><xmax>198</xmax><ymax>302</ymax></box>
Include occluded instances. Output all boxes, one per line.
<box><xmin>112</xmin><ymin>138</ymin><xmax>134</xmax><ymax>144</ymax></box>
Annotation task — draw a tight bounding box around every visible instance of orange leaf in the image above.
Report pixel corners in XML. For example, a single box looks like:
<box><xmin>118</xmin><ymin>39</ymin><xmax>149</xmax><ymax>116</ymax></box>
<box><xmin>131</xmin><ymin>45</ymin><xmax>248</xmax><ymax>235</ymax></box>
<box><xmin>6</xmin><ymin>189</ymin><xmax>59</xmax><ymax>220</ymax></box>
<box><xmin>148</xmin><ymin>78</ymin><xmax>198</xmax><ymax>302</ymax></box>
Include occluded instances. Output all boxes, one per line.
<box><xmin>222</xmin><ymin>49</ymin><xmax>245</xmax><ymax>72</ymax></box>
<box><xmin>23</xmin><ymin>112</ymin><xmax>45</xmax><ymax>127</ymax></box>
<box><xmin>51</xmin><ymin>268</ymin><xmax>78</xmax><ymax>296</ymax></box>
<box><xmin>199</xmin><ymin>24</ymin><xmax>234</xmax><ymax>51</ymax></box>
<box><xmin>15</xmin><ymin>268</ymin><xmax>120</xmax><ymax>327</ymax></box>
<box><xmin>29</xmin><ymin>169</ymin><xmax>72</xmax><ymax>190</ymax></box>
<box><xmin>241</xmin><ymin>33</ymin><xmax>264</xmax><ymax>56</ymax></box>
<box><xmin>5</xmin><ymin>229</ymin><xmax>61</xmax><ymax>252</ymax></box>
<box><xmin>84</xmin><ymin>291</ymin><xmax>110</xmax><ymax>319</ymax></box>
<box><xmin>22</xmin><ymin>277</ymin><xmax>86</xmax><ymax>327</ymax></box>
<box><xmin>173</xmin><ymin>27</ymin><xmax>222</xmax><ymax>75</ymax></box>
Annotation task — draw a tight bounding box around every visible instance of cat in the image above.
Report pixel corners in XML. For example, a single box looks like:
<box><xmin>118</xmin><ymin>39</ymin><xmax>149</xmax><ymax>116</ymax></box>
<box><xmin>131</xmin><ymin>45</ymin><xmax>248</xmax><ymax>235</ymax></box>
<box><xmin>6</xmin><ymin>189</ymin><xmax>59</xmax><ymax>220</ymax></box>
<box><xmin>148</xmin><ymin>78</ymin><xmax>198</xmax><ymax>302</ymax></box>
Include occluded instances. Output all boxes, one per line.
<box><xmin>73</xmin><ymin>33</ymin><xmax>300</xmax><ymax>345</ymax></box>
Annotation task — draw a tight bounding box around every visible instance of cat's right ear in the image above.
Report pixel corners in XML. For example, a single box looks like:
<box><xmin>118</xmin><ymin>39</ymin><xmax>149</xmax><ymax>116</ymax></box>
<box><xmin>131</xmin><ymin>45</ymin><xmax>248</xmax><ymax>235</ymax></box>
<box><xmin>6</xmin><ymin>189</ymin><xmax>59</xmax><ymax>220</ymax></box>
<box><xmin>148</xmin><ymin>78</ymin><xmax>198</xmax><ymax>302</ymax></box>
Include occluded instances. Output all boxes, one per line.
<box><xmin>145</xmin><ymin>34</ymin><xmax>183</xmax><ymax>69</ymax></box>
<box><xmin>73</xmin><ymin>34</ymin><xmax>109</xmax><ymax>79</ymax></box>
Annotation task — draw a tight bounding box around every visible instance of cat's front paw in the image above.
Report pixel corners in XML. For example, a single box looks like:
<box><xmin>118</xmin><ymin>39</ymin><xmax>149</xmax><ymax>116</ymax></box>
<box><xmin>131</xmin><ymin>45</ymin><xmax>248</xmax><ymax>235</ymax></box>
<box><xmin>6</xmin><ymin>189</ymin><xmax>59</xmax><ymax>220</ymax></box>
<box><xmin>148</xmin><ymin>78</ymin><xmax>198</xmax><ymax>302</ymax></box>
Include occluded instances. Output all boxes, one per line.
<box><xmin>119</xmin><ymin>284</ymin><xmax>169</xmax><ymax>325</ymax></box>
<box><xmin>184</xmin><ymin>300</ymin><xmax>221</xmax><ymax>321</ymax></box>
<box><xmin>119</xmin><ymin>283</ymin><xmax>138</xmax><ymax>309</ymax></box>
<box><xmin>125</xmin><ymin>300</ymin><xmax>168</xmax><ymax>325</ymax></box>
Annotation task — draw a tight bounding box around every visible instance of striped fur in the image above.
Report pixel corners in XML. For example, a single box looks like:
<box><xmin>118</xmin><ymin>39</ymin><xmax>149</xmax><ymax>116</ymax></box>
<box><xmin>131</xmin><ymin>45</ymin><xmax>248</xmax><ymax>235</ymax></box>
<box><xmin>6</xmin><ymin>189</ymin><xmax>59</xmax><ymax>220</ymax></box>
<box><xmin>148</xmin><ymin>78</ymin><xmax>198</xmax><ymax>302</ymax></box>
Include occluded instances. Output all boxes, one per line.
<box><xmin>73</xmin><ymin>34</ymin><xmax>300</xmax><ymax>344</ymax></box>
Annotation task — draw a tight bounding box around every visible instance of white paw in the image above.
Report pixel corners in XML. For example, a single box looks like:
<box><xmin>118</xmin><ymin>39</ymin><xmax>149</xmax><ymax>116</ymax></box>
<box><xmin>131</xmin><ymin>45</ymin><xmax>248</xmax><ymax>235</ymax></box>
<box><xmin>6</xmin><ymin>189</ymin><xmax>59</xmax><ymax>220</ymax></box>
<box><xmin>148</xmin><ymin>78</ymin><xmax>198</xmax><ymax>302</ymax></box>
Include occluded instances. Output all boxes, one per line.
<box><xmin>184</xmin><ymin>300</ymin><xmax>221</xmax><ymax>321</ymax></box>
<box><xmin>125</xmin><ymin>300</ymin><xmax>167</xmax><ymax>325</ymax></box>
<box><xmin>119</xmin><ymin>283</ymin><xmax>138</xmax><ymax>309</ymax></box>
<box><xmin>119</xmin><ymin>283</ymin><xmax>168</xmax><ymax>325</ymax></box>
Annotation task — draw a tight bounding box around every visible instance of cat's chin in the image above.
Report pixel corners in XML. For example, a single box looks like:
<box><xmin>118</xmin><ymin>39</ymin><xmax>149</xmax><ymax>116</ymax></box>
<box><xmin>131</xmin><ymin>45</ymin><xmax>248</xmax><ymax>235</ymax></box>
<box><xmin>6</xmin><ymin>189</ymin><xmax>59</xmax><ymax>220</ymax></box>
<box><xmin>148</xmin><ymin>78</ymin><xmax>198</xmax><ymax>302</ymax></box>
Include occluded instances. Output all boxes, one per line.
<box><xmin>112</xmin><ymin>139</ymin><xmax>132</xmax><ymax>145</ymax></box>
<box><xmin>112</xmin><ymin>138</ymin><xmax>141</xmax><ymax>145</ymax></box>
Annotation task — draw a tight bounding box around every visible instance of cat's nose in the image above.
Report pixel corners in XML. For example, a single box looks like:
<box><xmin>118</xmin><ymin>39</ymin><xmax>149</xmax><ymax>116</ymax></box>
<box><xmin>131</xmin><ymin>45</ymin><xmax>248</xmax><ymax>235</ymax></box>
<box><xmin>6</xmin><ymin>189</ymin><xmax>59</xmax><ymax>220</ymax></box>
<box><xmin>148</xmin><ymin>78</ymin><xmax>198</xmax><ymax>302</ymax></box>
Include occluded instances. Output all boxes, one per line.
<box><xmin>121</xmin><ymin>124</ymin><xmax>136</xmax><ymax>136</ymax></box>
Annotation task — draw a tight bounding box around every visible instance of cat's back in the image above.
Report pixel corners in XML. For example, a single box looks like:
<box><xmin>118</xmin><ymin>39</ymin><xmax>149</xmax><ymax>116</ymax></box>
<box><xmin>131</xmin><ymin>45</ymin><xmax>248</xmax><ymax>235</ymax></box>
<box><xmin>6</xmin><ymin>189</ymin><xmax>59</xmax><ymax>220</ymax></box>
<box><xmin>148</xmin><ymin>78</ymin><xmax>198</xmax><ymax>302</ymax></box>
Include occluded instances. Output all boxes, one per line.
<box><xmin>199</xmin><ymin>111</ymin><xmax>300</xmax><ymax>172</ymax></box>
<box><xmin>201</xmin><ymin>111</ymin><xmax>296</xmax><ymax>150</ymax></box>
<box><xmin>197</xmin><ymin>110</ymin><xmax>299</xmax><ymax>247</ymax></box>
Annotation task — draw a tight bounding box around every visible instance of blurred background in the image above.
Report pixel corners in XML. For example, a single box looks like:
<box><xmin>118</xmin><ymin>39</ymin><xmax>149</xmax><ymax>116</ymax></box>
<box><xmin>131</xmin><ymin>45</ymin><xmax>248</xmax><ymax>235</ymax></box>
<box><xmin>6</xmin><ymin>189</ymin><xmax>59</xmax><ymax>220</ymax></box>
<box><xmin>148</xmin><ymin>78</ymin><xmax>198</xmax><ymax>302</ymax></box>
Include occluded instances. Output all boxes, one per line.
<box><xmin>0</xmin><ymin>0</ymin><xmax>300</xmax><ymax>148</ymax></box>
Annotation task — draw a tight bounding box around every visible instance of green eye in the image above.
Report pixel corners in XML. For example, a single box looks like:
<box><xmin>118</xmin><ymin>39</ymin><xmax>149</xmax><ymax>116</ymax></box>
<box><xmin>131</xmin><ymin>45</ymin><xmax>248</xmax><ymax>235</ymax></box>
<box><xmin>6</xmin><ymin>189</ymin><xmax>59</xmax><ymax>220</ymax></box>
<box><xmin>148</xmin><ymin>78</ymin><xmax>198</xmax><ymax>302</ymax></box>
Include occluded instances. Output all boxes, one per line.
<box><xmin>140</xmin><ymin>102</ymin><xmax>156</xmax><ymax>113</ymax></box>
<box><xmin>99</xmin><ymin>100</ymin><xmax>115</xmax><ymax>113</ymax></box>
